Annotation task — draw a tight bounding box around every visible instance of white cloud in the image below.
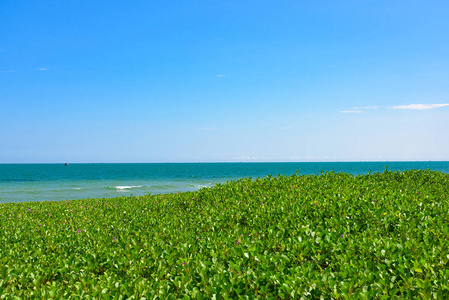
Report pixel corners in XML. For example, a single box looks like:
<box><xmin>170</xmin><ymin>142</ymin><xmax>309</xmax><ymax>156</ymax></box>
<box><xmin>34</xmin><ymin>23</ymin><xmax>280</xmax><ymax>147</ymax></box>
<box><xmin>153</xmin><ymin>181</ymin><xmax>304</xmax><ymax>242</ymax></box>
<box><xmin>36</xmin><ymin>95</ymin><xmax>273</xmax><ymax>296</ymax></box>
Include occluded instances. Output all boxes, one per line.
<box><xmin>389</xmin><ymin>103</ymin><xmax>449</xmax><ymax>110</ymax></box>
<box><xmin>216</xmin><ymin>74</ymin><xmax>226</xmax><ymax>77</ymax></box>
<box><xmin>304</xmin><ymin>155</ymin><xmax>330</xmax><ymax>160</ymax></box>
<box><xmin>340</xmin><ymin>105</ymin><xmax>378</xmax><ymax>113</ymax></box>
<box><xmin>39</xmin><ymin>68</ymin><xmax>48</xmax><ymax>71</ymax></box>
<box><xmin>340</xmin><ymin>110</ymin><xmax>363</xmax><ymax>113</ymax></box>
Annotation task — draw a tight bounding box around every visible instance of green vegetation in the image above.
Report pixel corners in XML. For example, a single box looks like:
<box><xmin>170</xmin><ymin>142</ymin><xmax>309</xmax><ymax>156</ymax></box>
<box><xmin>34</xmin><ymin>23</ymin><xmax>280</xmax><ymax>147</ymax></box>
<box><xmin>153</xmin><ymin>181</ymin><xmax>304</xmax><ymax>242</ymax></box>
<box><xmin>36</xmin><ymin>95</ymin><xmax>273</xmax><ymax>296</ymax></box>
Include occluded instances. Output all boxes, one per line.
<box><xmin>1</xmin><ymin>169</ymin><xmax>449</xmax><ymax>299</ymax></box>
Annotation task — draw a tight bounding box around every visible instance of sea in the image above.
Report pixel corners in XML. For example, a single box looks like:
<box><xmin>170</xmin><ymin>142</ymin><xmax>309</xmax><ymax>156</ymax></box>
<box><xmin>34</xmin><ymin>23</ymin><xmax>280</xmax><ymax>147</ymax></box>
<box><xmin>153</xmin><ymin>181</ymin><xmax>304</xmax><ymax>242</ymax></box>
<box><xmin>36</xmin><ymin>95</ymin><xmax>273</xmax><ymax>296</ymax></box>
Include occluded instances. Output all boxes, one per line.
<box><xmin>1</xmin><ymin>162</ymin><xmax>448</xmax><ymax>203</ymax></box>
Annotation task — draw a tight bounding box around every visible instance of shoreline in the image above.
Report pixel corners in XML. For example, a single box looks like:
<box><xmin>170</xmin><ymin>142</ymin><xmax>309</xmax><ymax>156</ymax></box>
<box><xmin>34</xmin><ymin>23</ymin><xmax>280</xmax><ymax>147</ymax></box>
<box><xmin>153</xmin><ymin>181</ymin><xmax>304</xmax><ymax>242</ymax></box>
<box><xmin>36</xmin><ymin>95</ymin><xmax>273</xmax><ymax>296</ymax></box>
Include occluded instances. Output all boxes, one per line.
<box><xmin>1</xmin><ymin>161</ymin><xmax>448</xmax><ymax>203</ymax></box>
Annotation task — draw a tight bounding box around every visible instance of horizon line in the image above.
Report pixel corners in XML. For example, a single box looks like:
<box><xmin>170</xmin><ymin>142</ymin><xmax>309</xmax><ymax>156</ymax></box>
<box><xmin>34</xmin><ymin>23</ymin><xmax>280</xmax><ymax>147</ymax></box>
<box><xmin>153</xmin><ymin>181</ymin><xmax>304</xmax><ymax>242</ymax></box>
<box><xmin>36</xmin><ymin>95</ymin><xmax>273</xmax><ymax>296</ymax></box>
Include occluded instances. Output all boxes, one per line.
<box><xmin>1</xmin><ymin>160</ymin><xmax>448</xmax><ymax>164</ymax></box>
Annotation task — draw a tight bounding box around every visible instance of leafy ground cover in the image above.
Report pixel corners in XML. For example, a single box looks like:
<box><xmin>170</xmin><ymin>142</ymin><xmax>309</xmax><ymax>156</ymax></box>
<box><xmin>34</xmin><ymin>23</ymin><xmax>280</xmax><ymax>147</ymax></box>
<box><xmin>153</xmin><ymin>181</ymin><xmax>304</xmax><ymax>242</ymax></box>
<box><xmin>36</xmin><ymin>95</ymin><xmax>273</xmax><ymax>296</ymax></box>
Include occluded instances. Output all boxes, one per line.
<box><xmin>1</xmin><ymin>169</ymin><xmax>449</xmax><ymax>299</ymax></box>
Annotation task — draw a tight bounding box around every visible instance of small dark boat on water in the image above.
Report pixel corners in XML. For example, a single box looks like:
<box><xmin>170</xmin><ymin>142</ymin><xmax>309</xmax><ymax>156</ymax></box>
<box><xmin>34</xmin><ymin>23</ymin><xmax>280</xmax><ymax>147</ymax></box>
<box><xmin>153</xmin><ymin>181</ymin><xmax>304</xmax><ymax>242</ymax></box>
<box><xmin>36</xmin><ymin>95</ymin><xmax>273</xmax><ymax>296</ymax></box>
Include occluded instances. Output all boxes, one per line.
<box><xmin>65</xmin><ymin>163</ymin><xmax>69</xmax><ymax>166</ymax></box>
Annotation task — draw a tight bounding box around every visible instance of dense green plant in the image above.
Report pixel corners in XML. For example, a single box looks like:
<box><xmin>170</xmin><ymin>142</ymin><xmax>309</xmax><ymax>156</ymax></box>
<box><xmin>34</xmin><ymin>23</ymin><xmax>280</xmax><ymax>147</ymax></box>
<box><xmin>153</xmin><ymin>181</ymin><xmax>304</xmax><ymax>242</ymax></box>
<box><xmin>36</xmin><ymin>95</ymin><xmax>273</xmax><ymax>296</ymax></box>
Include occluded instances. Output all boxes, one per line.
<box><xmin>1</xmin><ymin>169</ymin><xmax>448</xmax><ymax>299</ymax></box>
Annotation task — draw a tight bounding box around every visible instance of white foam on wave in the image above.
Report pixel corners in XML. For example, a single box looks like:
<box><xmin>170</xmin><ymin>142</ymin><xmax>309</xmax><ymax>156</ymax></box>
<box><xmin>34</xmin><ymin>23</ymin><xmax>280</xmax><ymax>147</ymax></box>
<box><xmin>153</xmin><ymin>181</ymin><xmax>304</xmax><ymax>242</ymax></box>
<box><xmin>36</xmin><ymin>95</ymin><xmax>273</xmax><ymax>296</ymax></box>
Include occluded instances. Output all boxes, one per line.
<box><xmin>194</xmin><ymin>184</ymin><xmax>213</xmax><ymax>189</ymax></box>
<box><xmin>115</xmin><ymin>185</ymin><xmax>142</xmax><ymax>190</ymax></box>
<box><xmin>72</xmin><ymin>188</ymin><xmax>83</xmax><ymax>190</ymax></box>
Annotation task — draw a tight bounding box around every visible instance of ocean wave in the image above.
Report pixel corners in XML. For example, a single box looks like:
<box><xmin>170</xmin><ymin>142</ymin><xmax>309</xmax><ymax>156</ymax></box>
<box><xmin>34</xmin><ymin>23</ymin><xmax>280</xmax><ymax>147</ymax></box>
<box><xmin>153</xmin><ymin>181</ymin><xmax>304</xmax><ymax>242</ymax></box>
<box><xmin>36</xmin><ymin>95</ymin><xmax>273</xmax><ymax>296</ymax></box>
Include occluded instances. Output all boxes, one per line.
<box><xmin>194</xmin><ymin>183</ymin><xmax>214</xmax><ymax>189</ymax></box>
<box><xmin>114</xmin><ymin>185</ymin><xmax>143</xmax><ymax>190</ymax></box>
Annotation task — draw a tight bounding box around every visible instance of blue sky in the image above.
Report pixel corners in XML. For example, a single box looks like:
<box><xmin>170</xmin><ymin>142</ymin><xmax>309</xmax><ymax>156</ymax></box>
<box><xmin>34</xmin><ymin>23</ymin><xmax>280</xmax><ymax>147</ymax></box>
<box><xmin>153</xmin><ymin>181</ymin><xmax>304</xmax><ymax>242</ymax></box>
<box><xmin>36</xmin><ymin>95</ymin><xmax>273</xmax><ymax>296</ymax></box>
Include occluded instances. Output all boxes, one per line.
<box><xmin>1</xmin><ymin>0</ymin><xmax>448</xmax><ymax>163</ymax></box>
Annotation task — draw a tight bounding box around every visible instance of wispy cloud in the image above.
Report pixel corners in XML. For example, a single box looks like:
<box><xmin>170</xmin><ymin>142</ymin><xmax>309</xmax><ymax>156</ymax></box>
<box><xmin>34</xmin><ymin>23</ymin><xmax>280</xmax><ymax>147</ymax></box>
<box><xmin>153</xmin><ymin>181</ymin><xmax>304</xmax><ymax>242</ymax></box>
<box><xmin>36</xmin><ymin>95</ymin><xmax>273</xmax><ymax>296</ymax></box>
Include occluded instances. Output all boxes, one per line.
<box><xmin>216</xmin><ymin>74</ymin><xmax>226</xmax><ymax>77</ymax></box>
<box><xmin>289</xmin><ymin>155</ymin><xmax>335</xmax><ymax>161</ymax></box>
<box><xmin>39</xmin><ymin>68</ymin><xmax>48</xmax><ymax>71</ymax></box>
<box><xmin>389</xmin><ymin>103</ymin><xmax>449</xmax><ymax>110</ymax></box>
<box><xmin>341</xmin><ymin>105</ymin><xmax>378</xmax><ymax>113</ymax></box>
<box><xmin>304</xmin><ymin>155</ymin><xmax>330</xmax><ymax>160</ymax></box>
<box><xmin>340</xmin><ymin>103</ymin><xmax>449</xmax><ymax>113</ymax></box>
<box><xmin>340</xmin><ymin>110</ymin><xmax>363</xmax><ymax>113</ymax></box>
<box><xmin>234</xmin><ymin>156</ymin><xmax>256</xmax><ymax>160</ymax></box>
<box><xmin>223</xmin><ymin>155</ymin><xmax>257</xmax><ymax>161</ymax></box>
<box><xmin>0</xmin><ymin>70</ymin><xmax>16</xmax><ymax>73</ymax></box>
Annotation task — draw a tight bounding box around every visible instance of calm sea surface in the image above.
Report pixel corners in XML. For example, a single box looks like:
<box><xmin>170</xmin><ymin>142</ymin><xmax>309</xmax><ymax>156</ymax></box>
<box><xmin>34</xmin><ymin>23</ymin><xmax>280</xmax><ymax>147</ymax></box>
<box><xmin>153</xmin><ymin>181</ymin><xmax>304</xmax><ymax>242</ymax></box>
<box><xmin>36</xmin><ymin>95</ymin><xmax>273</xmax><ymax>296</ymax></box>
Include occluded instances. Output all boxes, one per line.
<box><xmin>1</xmin><ymin>162</ymin><xmax>448</xmax><ymax>203</ymax></box>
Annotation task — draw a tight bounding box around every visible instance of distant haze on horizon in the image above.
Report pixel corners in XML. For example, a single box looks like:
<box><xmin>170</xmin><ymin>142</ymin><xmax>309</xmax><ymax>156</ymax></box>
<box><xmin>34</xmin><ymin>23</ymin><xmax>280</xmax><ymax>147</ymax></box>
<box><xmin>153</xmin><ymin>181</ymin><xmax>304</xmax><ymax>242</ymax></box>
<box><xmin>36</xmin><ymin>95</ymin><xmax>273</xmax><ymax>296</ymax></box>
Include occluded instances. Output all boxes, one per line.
<box><xmin>1</xmin><ymin>1</ymin><xmax>448</xmax><ymax>163</ymax></box>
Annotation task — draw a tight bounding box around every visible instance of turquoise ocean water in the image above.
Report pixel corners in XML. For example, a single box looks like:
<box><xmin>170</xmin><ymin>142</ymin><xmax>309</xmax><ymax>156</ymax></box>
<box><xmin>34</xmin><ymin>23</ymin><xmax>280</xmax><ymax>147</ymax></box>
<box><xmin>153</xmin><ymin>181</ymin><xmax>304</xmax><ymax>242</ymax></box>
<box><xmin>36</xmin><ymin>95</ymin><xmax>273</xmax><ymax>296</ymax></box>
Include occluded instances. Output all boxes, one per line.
<box><xmin>1</xmin><ymin>162</ymin><xmax>448</xmax><ymax>203</ymax></box>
